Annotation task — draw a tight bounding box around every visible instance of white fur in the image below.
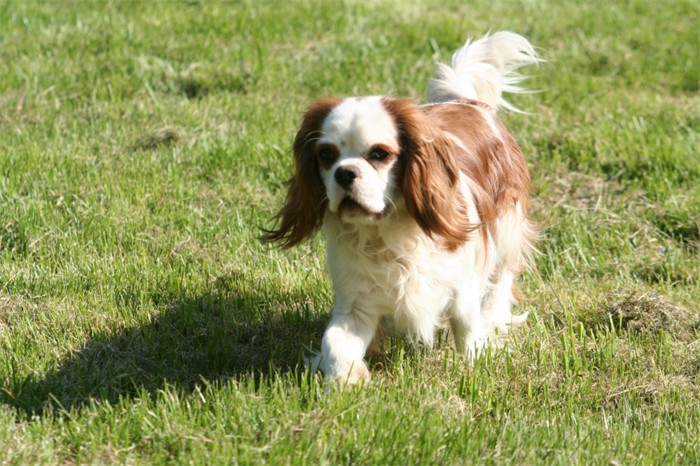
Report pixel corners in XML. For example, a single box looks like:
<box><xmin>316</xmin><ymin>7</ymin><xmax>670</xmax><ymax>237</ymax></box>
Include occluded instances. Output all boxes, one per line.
<box><xmin>427</xmin><ymin>31</ymin><xmax>542</xmax><ymax>112</ymax></box>
<box><xmin>314</xmin><ymin>188</ymin><xmax>531</xmax><ymax>384</ymax></box>
<box><xmin>307</xmin><ymin>32</ymin><xmax>539</xmax><ymax>385</ymax></box>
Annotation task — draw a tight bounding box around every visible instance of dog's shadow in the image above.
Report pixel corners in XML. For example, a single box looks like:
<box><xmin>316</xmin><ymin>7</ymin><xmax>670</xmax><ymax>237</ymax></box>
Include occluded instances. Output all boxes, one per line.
<box><xmin>5</xmin><ymin>273</ymin><xmax>329</xmax><ymax>416</ymax></box>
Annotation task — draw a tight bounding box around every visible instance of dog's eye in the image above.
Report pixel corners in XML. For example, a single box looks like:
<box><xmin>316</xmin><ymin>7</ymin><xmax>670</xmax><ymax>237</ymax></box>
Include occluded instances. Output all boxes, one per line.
<box><xmin>318</xmin><ymin>148</ymin><xmax>336</xmax><ymax>164</ymax></box>
<box><xmin>368</xmin><ymin>147</ymin><xmax>389</xmax><ymax>161</ymax></box>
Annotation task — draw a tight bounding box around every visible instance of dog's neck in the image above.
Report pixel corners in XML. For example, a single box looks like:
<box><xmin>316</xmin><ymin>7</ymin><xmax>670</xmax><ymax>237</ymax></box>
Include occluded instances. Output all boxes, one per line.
<box><xmin>322</xmin><ymin>207</ymin><xmax>434</xmax><ymax>261</ymax></box>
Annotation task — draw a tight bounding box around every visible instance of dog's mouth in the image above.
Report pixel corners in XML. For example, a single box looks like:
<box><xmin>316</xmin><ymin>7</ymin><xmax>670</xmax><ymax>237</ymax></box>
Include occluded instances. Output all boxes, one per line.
<box><xmin>339</xmin><ymin>197</ymin><xmax>368</xmax><ymax>214</ymax></box>
<box><xmin>337</xmin><ymin>196</ymin><xmax>391</xmax><ymax>221</ymax></box>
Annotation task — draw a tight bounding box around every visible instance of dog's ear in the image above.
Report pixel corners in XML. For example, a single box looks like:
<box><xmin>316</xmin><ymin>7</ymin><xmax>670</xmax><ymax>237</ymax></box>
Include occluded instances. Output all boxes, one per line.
<box><xmin>383</xmin><ymin>98</ymin><xmax>475</xmax><ymax>250</ymax></box>
<box><xmin>261</xmin><ymin>99</ymin><xmax>341</xmax><ymax>248</ymax></box>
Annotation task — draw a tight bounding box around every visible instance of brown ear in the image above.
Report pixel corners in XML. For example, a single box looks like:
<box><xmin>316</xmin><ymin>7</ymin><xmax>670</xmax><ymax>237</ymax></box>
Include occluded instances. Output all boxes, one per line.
<box><xmin>383</xmin><ymin>98</ymin><xmax>475</xmax><ymax>249</ymax></box>
<box><xmin>261</xmin><ymin>99</ymin><xmax>340</xmax><ymax>247</ymax></box>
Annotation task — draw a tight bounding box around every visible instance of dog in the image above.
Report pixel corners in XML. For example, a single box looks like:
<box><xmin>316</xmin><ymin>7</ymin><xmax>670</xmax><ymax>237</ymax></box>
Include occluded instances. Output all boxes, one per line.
<box><xmin>263</xmin><ymin>31</ymin><xmax>541</xmax><ymax>385</ymax></box>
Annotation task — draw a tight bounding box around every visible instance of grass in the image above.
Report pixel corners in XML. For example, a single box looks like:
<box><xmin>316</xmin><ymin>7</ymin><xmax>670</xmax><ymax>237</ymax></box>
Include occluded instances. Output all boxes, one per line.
<box><xmin>1</xmin><ymin>0</ymin><xmax>698</xmax><ymax>463</ymax></box>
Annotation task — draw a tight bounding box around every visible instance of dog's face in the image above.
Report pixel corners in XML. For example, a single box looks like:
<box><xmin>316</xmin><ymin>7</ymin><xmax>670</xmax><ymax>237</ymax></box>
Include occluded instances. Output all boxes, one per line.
<box><xmin>314</xmin><ymin>97</ymin><xmax>400</xmax><ymax>223</ymax></box>
<box><xmin>261</xmin><ymin>96</ymin><xmax>473</xmax><ymax>249</ymax></box>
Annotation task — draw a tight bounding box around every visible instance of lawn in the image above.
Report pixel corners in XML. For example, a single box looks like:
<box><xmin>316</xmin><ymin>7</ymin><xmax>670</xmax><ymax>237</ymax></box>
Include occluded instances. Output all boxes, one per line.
<box><xmin>1</xmin><ymin>0</ymin><xmax>698</xmax><ymax>464</ymax></box>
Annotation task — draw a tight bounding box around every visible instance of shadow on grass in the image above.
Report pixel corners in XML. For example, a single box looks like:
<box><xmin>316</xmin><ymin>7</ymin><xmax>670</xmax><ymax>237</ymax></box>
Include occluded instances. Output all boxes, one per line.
<box><xmin>3</xmin><ymin>273</ymin><xmax>329</xmax><ymax>416</ymax></box>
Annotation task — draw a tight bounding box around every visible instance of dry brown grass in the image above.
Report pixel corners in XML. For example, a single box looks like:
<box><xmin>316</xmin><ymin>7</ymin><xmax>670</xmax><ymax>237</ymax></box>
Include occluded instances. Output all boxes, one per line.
<box><xmin>604</xmin><ymin>290</ymin><xmax>699</xmax><ymax>342</ymax></box>
<box><xmin>131</xmin><ymin>126</ymin><xmax>184</xmax><ymax>152</ymax></box>
<box><xmin>0</xmin><ymin>292</ymin><xmax>22</xmax><ymax>330</ymax></box>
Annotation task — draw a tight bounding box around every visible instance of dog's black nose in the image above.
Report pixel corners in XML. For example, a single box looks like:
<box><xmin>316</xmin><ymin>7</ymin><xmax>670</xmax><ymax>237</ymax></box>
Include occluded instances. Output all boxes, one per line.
<box><xmin>334</xmin><ymin>166</ymin><xmax>360</xmax><ymax>189</ymax></box>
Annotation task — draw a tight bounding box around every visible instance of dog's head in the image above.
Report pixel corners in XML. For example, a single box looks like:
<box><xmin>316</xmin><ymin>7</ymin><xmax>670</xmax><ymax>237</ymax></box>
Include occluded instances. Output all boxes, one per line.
<box><xmin>262</xmin><ymin>97</ymin><xmax>473</xmax><ymax>248</ymax></box>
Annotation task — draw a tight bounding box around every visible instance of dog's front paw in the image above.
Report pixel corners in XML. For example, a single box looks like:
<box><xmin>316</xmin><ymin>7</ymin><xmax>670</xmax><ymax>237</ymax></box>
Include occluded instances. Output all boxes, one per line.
<box><xmin>334</xmin><ymin>360</ymin><xmax>370</xmax><ymax>387</ymax></box>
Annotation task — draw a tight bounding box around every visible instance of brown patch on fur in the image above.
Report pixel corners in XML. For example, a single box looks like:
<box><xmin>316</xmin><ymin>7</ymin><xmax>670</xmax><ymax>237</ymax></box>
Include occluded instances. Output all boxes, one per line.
<box><xmin>261</xmin><ymin>98</ymin><xmax>341</xmax><ymax>247</ymax></box>
<box><xmin>423</xmin><ymin>101</ymin><xmax>531</xmax><ymax>217</ymax></box>
<box><xmin>424</xmin><ymin>100</ymin><xmax>537</xmax><ymax>261</ymax></box>
<box><xmin>383</xmin><ymin>98</ymin><xmax>534</xmax><ymax>253</ymax></box>
<box><xmin>383</xmin><ymin>98</ymin><xmax>476</xmax><ymax>250</ymax></box>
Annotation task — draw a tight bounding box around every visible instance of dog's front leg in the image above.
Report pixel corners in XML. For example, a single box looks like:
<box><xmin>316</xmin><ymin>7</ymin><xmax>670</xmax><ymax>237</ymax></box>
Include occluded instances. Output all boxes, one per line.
<box><xmin>450</xmin><ymin>290</ymin><xmax>488</xmax><ymax>361</ymax></box>
<box><xmin>320</xmin><ymin>306</ymin><xmax>378</xmax><ymax>386</ymax></box>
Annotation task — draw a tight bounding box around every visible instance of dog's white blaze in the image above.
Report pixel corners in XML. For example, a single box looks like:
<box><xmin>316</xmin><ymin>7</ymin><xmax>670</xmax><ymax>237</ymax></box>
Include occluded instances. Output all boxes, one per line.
<box><xmin>320</xmin><ymin>97</ymin><xmax>398</xmax><ymax>151</ymax></box>
<box><xmin>318</xmin><ymin>97</ymin><xmax>400</xmax><ymax>217</ymax></box>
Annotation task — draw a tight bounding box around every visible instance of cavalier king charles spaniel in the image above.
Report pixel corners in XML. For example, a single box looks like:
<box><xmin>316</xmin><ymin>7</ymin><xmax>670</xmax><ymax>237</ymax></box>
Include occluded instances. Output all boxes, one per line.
<box><xmin>263</xmin><ymin>31</ymin><xmax>542</xmax><ymax>385</ymax></box>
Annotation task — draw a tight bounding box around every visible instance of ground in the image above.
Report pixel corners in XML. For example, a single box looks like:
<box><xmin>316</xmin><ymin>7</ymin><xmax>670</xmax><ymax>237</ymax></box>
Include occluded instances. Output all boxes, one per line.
<box><xmin>0</xmin><ymin>0</ymin><xmax>698</xmax><ymax>464</ymax></box>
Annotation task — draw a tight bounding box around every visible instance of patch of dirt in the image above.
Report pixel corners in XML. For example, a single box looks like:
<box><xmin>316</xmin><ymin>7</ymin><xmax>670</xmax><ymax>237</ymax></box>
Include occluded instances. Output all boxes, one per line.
<box><xmin>0</xmin><ymin>292</ymin><xmax>24</xmax><ymax>329</ymax></box>
<box><xmin>604</xmin><ymin>290</ymin><xmax>699</xmax><ymax>342</ymax></box>
<box><xmin>531</xmin><ymin>170</ymin><xmax>638</xmax><ymax>216</ymax></box>
<box><xmin>131</xmin><ymin>126</ymin><xmax>183</xmax><ymax>151</ymax></box>
<box><xmin>604</xmin><ymin>374</ymin><xmax>696</xmax><ymax>407</ymax></box>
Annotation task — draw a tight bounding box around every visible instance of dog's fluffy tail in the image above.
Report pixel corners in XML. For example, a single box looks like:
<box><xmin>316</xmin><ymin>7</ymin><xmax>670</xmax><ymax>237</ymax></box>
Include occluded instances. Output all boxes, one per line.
<box><xmin>427</xmin><ymin>31</ymin><xmax>542</xmax><ymax>112</ymax></box>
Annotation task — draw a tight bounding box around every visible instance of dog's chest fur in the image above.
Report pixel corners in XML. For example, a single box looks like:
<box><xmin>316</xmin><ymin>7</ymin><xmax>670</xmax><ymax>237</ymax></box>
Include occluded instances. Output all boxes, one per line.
<box><xmin>323</xmin><ymin>213</ymin><xmax>477</xmax><ymax>342</ymax></box>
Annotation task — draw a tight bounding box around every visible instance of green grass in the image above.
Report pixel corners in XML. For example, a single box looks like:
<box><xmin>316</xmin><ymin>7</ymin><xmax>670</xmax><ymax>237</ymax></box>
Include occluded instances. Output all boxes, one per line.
<box><xmin>1</xmin><ymin>0</ymin><xmax>698</xmax><ymax>463</ymax></box>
